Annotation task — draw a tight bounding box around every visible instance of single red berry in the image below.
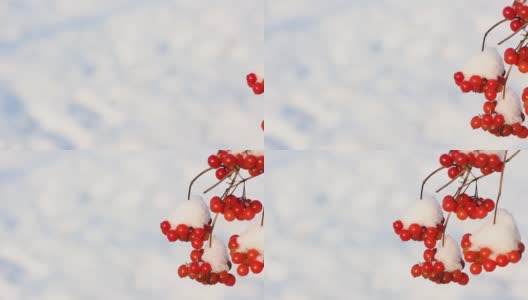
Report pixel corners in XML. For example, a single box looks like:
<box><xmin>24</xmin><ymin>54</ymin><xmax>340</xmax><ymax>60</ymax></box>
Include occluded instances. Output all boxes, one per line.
<box><xmin>485</xmin><ymin>90</ymin><xmax>497</xmax><ymax>101</ymax></box>
<box><xmin>503</xmin><ymin>6</ymin><xmax>516</xmax><ymax>20</ymax></box>
<box><xmin>454</xmin><ymin>72</ymin><xmax>465</xmax><ymax>83</ymax></box>
<box><xmin>510</xmin><ymin>19</ymin><xmax>523</xmax><ymax>31</ymax></box>
<box><xmin>167</xmin><ymin>230</ymin><xmax>178</xmax><ymax>242</ymax></box>
<box><xmin>225</xmin><ymin>274</ymin><xmax>236</xmax><ymax>286</ymax></box>
<box><xmin>480</xmin><ymin>247</ymin><xmax>492</xmax><ymax>259</ymax></box>
<box><xmin>246</xmin><ymin>73</ymin><xmax>257</xmax><ymax>84</ymax></box>
<box><xmin>250</xmin><ymin>261</ymin><xmax>264</xmax><ymax>274</ymax></box>
<box><xmin>215</xmin><ymin>168</ymin><xmax>228</xmax><ymax>180</ymax></box>
<box><xmin>483</xmin><ymin>259</ymin><xmax>496</xmax><ymax>272</ymax></box>
<box><xmin>433</xmin><ymin>261</ymin><xmax>445</xmax><ymax>274</ymax></box>
<box><xmin>178</xmin><ymin>265</ymin><xmax>190</xmax><ymax>278</ymax></box>
<box><xmin>496</xmin><ymin>254</ymin><xmax>509</xmax><ymax>267</ymax></box>
<box><xmin>442</xmin><ymin>196</ymin><xmax>457</xmax><ymax>212</ymax></box>
<box><xmin>464</xmin><ymin>251</ymin><xmax>477</xmax><ymax>263</ymax></box>
<box><xmin>423</xmin><ymin>249</ymin><xmax>436</xmax><ymax>262</ymax></box>
<box><xmin>439</xmin><ymin>154</ymin><xmax>453</xmax><ymax>167</ymax></box>
<box><xmin>393</xmin><ymin>220</ymin><xmax>404</xmax><ymax>233</ymax></box>
<box><xmin>400</xmin><ymin>230</ymin><xmax>411</xmax><ymax>241</ymax></box>
<box><xmin>447</xmin><ymin>167</ymin><xmax>461</xmax><ymax>179</ymax></box>
<box><xmin>411</xmin><ymin>264</ymin><xmax>422</xmax><ymax>277</ymax></box>
<box><xmin>470</xmin><ymin>116</ymin><xmax>482</xmax><ymax>129</ymax></box>
<box><xmin>160</xmin><ymin>220</ymin><xmax>171</xmax><ymax>235</ymax></box>
<box><xmin>247</xmin><ymin>249</ymin><xmax>260</xmax><ymax>261</ymax></box>
<box><xmin>460</xmin><ymin>81</ymin><xmax>472</xmax><ymax>93</ymax></box>
<box><xmin>251</xmin><ymin>200</ymin><xmax>263</xmax><ymax>213</ymax></box>
<box><xmin>190</xmin><ymin>249</ymin><xmax>203</xmax><ymax>262</ymax></box>
<box><xmin>509</xmin><ymin>250</ymin><xmax>521</xmax><ymax>263</ymax></box>
<box><xmin>200</xmin><ymin>262</ymin><xmax>212</xmax><ymax>275</ymax></box>
<box><xmin>231</xmin><ymin>252</ymin><xmax>245</xmax><ymax>264</ymax></box>
<box><xmin>191</xmin><ymin>238</ymin><xmax>204</xmax><ymax>249</ymax></box>
<box><xmin>458</xmin><ymin>273</ymin><xmax>470</xmax><ymax>285</ymax></box>
<box><xmin>456</xmin><ymin>207</ymin><xmax>469</xmax><ymax>220</ymax></box>
<box><xmin>253</xmin><ymin>82</ymin><xmax>264</xmax><ymax>95</ymax></box>
<box><xmin>210</xmin><ymin>196</ymin><xmax>225</xmax><ymax>213</ymax></box>
<box><xmin>504</xmin><ymin>48</ymin><xmax>519</xmax><ymax>64</ymax></box>
<box><xmin>424</xmin><ymin>238</ymin><xmax>436</xmax><ymax>249</ymax></box>
<box><xmin>208</xmin><ymin>155</ymin><xmax>221</xmax><ymax>169</ymax></box>
<box><xmin>189</xmin><ymin>262</ymin><xmax>200</xmax><ymax>274</ymax></box>
<box><xmin>469</xmin><ymin>75</ymin><xmax>482</xmax><ymax>89</ymax></box>
<box><xmin>470</xmin><ymin>263</ymin><xmax>482</xmax><ymax>275</ymax></box>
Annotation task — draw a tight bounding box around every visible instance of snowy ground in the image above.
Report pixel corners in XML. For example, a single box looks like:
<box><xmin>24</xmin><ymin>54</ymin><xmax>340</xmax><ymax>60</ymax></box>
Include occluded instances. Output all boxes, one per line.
<box><xmin>0</xmin><ymin>0</ymin><xmax>264</xmax><ymax>149</ymax></box>
<box><xmin>265</xmin><ymin>150</ymin><xmax>528</xmax><ymax>300</ymax></box>
<box><xmin>266</xmin><ymin>0</ymin><xmax>528</xmax><ymax>149</ymax></box>
<box><xmin>0</xmin><ymin>150</ymin><xmax>264</xmax><ymax>300</ymax></box>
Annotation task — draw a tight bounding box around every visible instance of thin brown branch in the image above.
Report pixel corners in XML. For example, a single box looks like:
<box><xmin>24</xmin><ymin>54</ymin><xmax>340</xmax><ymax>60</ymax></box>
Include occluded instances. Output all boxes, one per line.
<box><xmin>482</xmin><ymin>19</ymin><xmax>508</xmax><ymax>51</ymax></box>
<box><xmin>421</xmin><ymin>166</ymin><xmax>446</xmax><ymax>199</ymax></box>
<box><xmin>493</xmin><ymin>151</ymin><xmax>508</xmax><ymax>224</ymax></box>
<box><xmin>188</xmin><ymin>167</ymin><xmax>213</xmax><ymax>200</ymax></box>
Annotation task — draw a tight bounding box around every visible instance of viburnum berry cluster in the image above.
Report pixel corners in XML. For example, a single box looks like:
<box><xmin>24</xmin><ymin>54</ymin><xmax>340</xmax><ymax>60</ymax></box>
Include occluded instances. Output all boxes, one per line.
<box><xmin>160</xmin><ymin>150</ymin><xmax>264</xmax><ymax>287</ymax></box>
<box><xmin>208</xmin><ymin>150</ymin><xmax>264</xmax><ymax>180</ymax></box>
<box><xmin>452</xmin><ymin>2</ymin><xmax>528</xmax><ymax>138</ymax></box>
<box><xmin>394</xmin><ymin>150</ymin><xmax>524</xmax><ymax>285</ymax></box>
<box><xmin>246</xmin><ymin>72</ymin><xmax>265</xmax><ymax>131</ymax></box>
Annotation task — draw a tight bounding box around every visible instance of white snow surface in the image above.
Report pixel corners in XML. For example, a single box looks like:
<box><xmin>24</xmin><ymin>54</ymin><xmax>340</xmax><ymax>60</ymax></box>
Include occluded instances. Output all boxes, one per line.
<box><xmin>0</xmin><ymin>0</ymin><xmax>264</xmax><ymax>150</ymax></box>
<box><xmin>202</xmin><ymin>237</ymin><xmax>230</xmax><ymax>273</ymax></box>
<box><xmin>469</xmin><ymin>209</ymin><xmax>522</xmax><ymax>259</ymax></box>
<box><xmin>400</xmin><ymin>195</ymin><xmax>444</xmax><ymax>228</ymax></box>
<box><xmin>168</xmin><ymin>195</ymin><xmax>211</xmax><ymax>229</ymax></box>
<box><xmin>237</xmin><ymin>223</ymin><xmax>264</xmax><ymax>254</ymax></box>
<box><xmin>266</xmin><ymin>0</ymin><xmax>528</xmax><ymax>149</ymax></box>
<box><xmin>435</xmin><ymin>235</ymin><xmax>463</xmax><ymax>272</ymax></box>
<box><xmin>495</xmin><ymin>88</ymin><xmax>523</xmax><ymax>125</ymax></box>
<box><xmin>461</xmin><ymin>47</ymin><xmax>505</xmax><ymax>80</ymax></box>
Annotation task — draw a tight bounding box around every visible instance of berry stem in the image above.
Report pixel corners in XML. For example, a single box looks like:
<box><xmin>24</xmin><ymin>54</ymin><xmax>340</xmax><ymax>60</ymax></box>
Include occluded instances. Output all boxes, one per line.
<box><xmin>188</xmin><ymin>167</ymin><xmax>213</xmax><ymax>200</ymax></box>
<box><xmin>420</xmin><ymin>166</ymin><xmax>446</xmax><ymax>199</ymax></box>
<box><xmin>498</xmin><ymin>25</ymin><xmax>528</xmax><ymax>46</ymax></box>
<box><xmin>493</xmin><ymin>151</ymin><xmax>509</xmax><ymax>225</ymax></box>
<box><xmin>505</xmin><ymin>150</ymin><xmax>521</xmax><ymax>163</ymax></box>
<box><xmin>435</xmin><ymin>166</ymin><xmax>468</xmax><ymax>193</ymax></box>
<box><xmin>481</xmin><ymin>19</ymin><xmax>508</xmax><ymax>51</ymax></box>
<box><xmin>260</xmin><ymin>208</ymin><xmax>264</xmax><ymax>227</ymax></box>
<box><xmin>220</xmin><ymin>168</ymin><xmax>241</xmax><ymax>200</ymax></box>
<box><xmin>208</xmin><ymin>213</ymin><xmax>219</xmax><ymax>248</ymax></box>
<box><xmin>203</xmin><ymin>168</ymin><xmax>237</xmax><ymax>195</ymax></box>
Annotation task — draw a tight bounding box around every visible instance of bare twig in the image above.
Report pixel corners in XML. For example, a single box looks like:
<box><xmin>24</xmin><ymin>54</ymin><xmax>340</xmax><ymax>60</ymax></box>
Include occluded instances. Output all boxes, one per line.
<box><xmin>188</xmin><ymin>167</ymin><xmax>213</xmax><ymax>200</ymax></box>
<box><xmin>421</xmin><ymin>166</ymin><xmax>446</xmax><ymax>199</ymax></box>
<box><xmin>493</xmin><ymin>151</ymin><xmax>509</xmax><ymax>224</ymax></box>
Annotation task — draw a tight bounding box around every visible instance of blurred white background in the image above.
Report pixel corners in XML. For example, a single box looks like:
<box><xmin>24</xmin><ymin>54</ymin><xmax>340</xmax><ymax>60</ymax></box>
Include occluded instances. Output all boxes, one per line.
<box><xmin>265</xmin><ymin>149</ymin><xmax>528</xmax><ymax>299</ymax></box>
<box><xmin>265</xmin><ymin>0</ymin><xmax>528</xmax><ymax>149</ymax></box>
<box><xmin>0</xmin><ymin>150</ymin><xmax>264</xmax><ymax>299</ymax></box>
<box><xmin>0</xmin><ymin>0</ymin><xmax>263</xmax><ymax>149</ymax></box>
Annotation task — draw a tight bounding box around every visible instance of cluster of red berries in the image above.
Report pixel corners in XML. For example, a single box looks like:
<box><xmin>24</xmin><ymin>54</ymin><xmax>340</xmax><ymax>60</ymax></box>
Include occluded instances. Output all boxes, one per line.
<box><xmin>504</xmin><ymin>47</ymin><xmax>528</xmax><ymax>73</ymax></box>
<box><xmin>461</xmin><ymin>234</ymin><xmax>525</xmax><ymax>275</ymax></box>
<box><xmin>442</xmin><ymin>194</ymin><xmax>495</xmax><ymax>220</ymax></box>
<box><xmin>438</xmin><ymin>151</ymin><xmax>504</xmax><ymax>178</ymax></box>
<box><xmin>178</xmin><ymin>256</ymin><xmax>236</xmax><ymax>286</ymax></box>
<box><xmin>228</xmin><ymin>235</ymin><xmax>264</xmax><ymax>276</ymax></box>
<box><xmin>160</xmin><ymin>220</ymin><xmax>212</xmax><ymax>249</ymax></box>
<box><xmin>208</xmin><ymin>150</ymin><xmax>264</xmax><ymax>179</ymax></box>
<box><xmin>392</xmin><ymin>220</ymin><xmax>445</xmax><ymax>249</ymax></box>
<box><xmin>411</xmin><ymin>248</ymin><xmax>469</xmax><ymax>285</ymax></box>
<box><xmin>246</xmin><ymin>73</ymin><xmax>264</xmax><ymax>95</ymax></box>
<box><xmin>454</xmin><ymin>72</ymin><xmax>528</xmax><ymax>137</ymax></box>
<box><xmin>502</xmin><ymin>2</ymin><xmax>528</xmax><ymax>32</ymax></box>
<box><xmin>522</xmin><ymin>87</ymin><xmax>528</xmax><ymax>115</ymax></box>
<box><xmin>454</xmin><ymin>72</ymin><xmax>504</xmax><ymax>98</ymax></box>
<box><xmin>210</xmin><ymin>195</ymin><xmax>263</xmax><ymax>222</ymax></box>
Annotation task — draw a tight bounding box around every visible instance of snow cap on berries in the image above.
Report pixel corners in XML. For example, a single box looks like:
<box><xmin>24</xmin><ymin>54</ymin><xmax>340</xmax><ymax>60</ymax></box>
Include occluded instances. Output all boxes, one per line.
<box><xmin>461</xmin><ymin>47</ymin><xmax>505</xmax><ymax>79</ymax></box>
<box><xmin>401</xmin><ymin>195</ymin><xmax>444</xmax><ymax>228</ymax></box>
<box><xmin>495</xmin><ymin>88</ymin><xmax>523</xmax><ymax>125</ymax></box>
<box><xmin>469</xmin><ymin>209</ymin><xmax>522</xmax><ymax>258</ymax></box>
<box><xmin>169</xmin><ymin>195</ymin><xmax>211</xmax><ymax>228</ymax></box>
<box><xmin>202</xmin><ymin>236</ymin><xmax>230</xmax><ymax>272</ymax></box>
<box><xmin>237</xmin><ymin>223</ymin><xmax>264</xmax><ymax>254</ymax></box>
<box><xmin>435</xmin><ymin>235</ymin><xmax>463</xmax><ymax>272</ymax></box>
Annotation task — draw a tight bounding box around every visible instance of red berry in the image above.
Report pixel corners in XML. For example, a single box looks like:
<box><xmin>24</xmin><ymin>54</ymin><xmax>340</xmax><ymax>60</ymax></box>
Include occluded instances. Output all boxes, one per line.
<box><xmin>215</xmin><ymin>168</ymin><xmax>228</xmax><ymax>180</ymax></box>
<box><xmin>208</xmin><ymin>155</ymin><xmax>221</xmax><ymax>168</ymax></box>
<box><xmin>483</xmin><ymin>259</ymin><xmax>496</xmax><ymax>272</ymax></box>
<box><xmin>411</xmin><ymin>264</ymin><xmax>422</xmax><ymax>277</ymax></box>
<box><xmin>470</xmin><ymin>116</ymin><xmax>482</xmax><ymax>129</ymax></box>
<box><xmin>511</xmin><ymin>19</ymin><xmax>523</xmax><ymax>31</ymax></box>
<box><xmin>160</xmin><ymin>220</ymin><xmax>171</xmax><ymax>235</ymax></box>
<box><xmin>460</xmin><ymin>81</ymin><xmax>472</xmax><ymax>93</ymax></box>
<box><xmin>251</xmin><ymin>200</ymin><xmax>263</xmax><ymax>213</ymax></box>
<box><xmin>464</xmin><ymin>251</ymin><xmax>477</xmax><ymax>263</ymax></box>
<box><xmin>458</xmin><ymin>272</ymin><xmax>470</xmax><ymax>285</ymax></box>
<box><xmin>190</xmin><ymin>249</ymin><xmax>203</xmax><ymax>262</ymax></box>
<box><xmin>200</xmin><ymin>262</ymin><xmax>212</xmax><ymax>275</ymax></box>
<box><xmin>252</xmin><ymin>82</ymin><xmax>264</xmax><ymax>95</ymax></box>
<box><xmin>400</xmin><ymin>230</ymin><xmax>411</xmax><ymax>241</ymax></box>
<box><xmin>503</xmin><ymin>6</ymin><xmax>516</xmax><ymax>20</ymax></box>
<box><xmin>393</xmin><ymin>220</ymin><xmax>404</xmax><ymax>233</ymax></box>
<box><xmin>423</xmin><ymin>249</ymin><xmax>436</xmax><ymax>262</ymax></box>
<box><xmin>496</xmin><ymin>254</ymin><xmax>509</xmax><ymax>267</ymax></box>
<box><xmin>225</xmin><ymin>274</ymin><xmax>236</xmax><ymax>286</ymax></box>
<box><xmin>504</xmin><ymin>48</ymin><xmax>519</xmax><ymax>64</ymax></box>
<box><xmin>409</xmin><ymin>223</ymin><xmax>421</xmax><ymax>236</ymax></box>
<box><xmin>454</xmin><ymin>72</ymin><xmax>465</xmax><ymax>83</ymax></box>
<box><xmin>470</xmin><ymin>263</ymin><xmax>482</xmax><ymax>275</ymax></box>
<box><xmin>424</xmin><ymin>238</ymin><xmax>436</xmax><ymax>249</ymax></box>
<box><xmin>509</xmin><ymin>250</ymin><xmax>521</xmax><ymax>263</ymax></box>
<box><xmin>178</xmin><ymin>265</ymin><xmax>189</xmax><ymax>278</ymax></box>
<box><xmin>167</xmin><ymin>230</ymin><xmax>178</xmax><ymax>242</ymax></box>
<box><xmin>447</xmin><ymin>167</ymin><xmax>461</xmax><ymax>179</ymax></box>
<box><xmin>469</xmin><ymin>75</ymin><xmax>482</xmax><ymax>89</ymax></box>
<box><xmin>480</xmin><ymin>247</ymin><xmax>492</xmax><ymax>259</ymax></box>
<box><xmin>422</xmin><ymin>261</ymin><xmax>434</xmax><ymax>275</ymax></box>
<box><xmin>456</xmin><ymin>207</ymin><xmax>469</xmax><ymax>220</ymax></box>
<box><xmin>210</xmin><ymin>196</ymin><xmax>225</xmax><ymax>213</ymax></box>
<box><xmin>442</xmin><ymin>196</ymin><xmax>457</xmax><ymax>212</ymax></box>
<box><xmin>231</xmin><ymin>252</ymin><xmax>244</xmax><ymax>264</ymax></box>
<box><xmin>250</xmin><ymin>261</ymin><xmax>264</xmax><ymax>274</ymax></box>
<box><xmin>246</xmin><ymin>73</ymin><xmax>257</xmax><ymax>84</ymax></box>
<box><xmin>247</xmin><ymin>249</ymin><xmax>260</xmax><ymax>261</ymax></box>
<box><xmin>439</xmin><ymin>154</ymin><xmax>453</xmax><ymax>167</ymax></box>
